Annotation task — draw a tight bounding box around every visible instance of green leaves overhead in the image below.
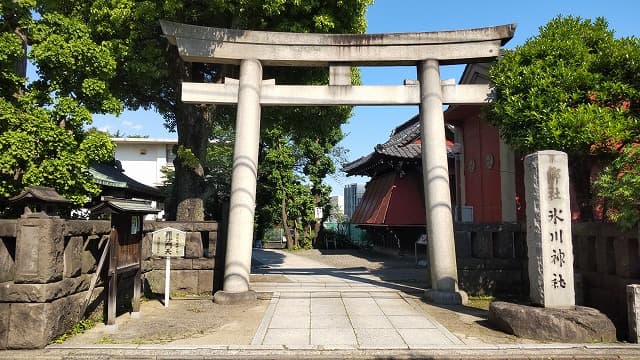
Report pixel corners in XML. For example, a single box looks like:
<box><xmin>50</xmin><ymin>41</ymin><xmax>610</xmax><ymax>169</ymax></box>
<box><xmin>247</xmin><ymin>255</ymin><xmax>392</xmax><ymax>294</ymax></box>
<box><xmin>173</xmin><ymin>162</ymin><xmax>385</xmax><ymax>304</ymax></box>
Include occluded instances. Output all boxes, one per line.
<box><xmin>0</xmin><ymin>0</ymin><xmax>117</xmax><ymax>206</ymax></box>
<box><xmin>489</xmin><ymin>16</ymin><xmax>639</xmax><ymax>156</ymax></box>
<box><xmin>488</xmin><ymin>15</ymin><xmax>640</xmax><ymax>226</ymax></box>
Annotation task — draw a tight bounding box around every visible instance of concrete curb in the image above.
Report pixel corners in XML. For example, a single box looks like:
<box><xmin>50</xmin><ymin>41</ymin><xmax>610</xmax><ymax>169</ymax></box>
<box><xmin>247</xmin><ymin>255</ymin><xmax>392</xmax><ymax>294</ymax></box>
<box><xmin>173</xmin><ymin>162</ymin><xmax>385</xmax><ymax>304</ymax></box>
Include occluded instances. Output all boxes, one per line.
<box><xmin>2</xmin><ymin>343</ymin><xmax>638</xmax><ymax>359</ymax></box>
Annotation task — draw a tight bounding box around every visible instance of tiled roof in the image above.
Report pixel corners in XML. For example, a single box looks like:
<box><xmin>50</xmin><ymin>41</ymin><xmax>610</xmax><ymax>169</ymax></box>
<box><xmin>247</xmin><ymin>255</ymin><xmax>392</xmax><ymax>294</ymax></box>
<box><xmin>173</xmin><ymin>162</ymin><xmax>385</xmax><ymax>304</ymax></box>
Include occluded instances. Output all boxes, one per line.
<box><xmin>343</xmin><ymin>115</ymin><xmax>455</xmax><ymax>176</ymax></box>
<box><xmin>343</xmin><ymin>116</ymin><xmax>422</xmax><ymax>175</ymax></box>
<box><xmin>9</xmin><ymin>186</ymin><xmax>72</xmax><ymax>204</ymax></box>
<box><xmin>90</xmin><ymin>197</ymin><xmax>160</xmax><ymax>215</ymax></box>
<box><xmin>89</xmin><ymin>162</ymin><xmax>164</xmax><ymax>200</ymax></box>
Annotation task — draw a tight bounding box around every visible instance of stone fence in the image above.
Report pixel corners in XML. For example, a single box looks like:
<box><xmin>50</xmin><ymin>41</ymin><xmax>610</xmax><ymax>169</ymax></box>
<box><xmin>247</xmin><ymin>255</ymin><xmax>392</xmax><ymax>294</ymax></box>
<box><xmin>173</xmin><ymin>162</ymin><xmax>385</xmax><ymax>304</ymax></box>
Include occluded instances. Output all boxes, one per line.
<box><xmin>452</xmin><ymin>222</ymin><xmax>638</xmax><ymax>340</ymax></box>
<box><xmin>572</xmin><ymin>223</ymin><xmax>639</xmax><ymax>340</ymax></box>
<box><xmin>0</xmin><ymin>217</ymin><xmax>220</xmax><ymax>349</ymax></box>
<box><xmin>453</xmin><ymin>222</ymin><xmax>528</xmax><ymax>296</ymax></box>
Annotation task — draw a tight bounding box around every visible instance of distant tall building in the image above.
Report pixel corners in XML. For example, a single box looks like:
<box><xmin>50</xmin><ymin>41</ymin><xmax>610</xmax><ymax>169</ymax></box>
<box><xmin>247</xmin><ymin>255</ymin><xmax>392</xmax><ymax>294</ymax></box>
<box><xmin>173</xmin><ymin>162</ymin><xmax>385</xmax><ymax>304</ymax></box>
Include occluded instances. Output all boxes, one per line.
<box><xmin>344</xmin><ymin>183</ymin><xmax>365</xmax><ymax>220</ymax></box>
<box><xmin>328</xmin><ymin>195</ymin><xmax>345</xmax><ymax>222</ymax></box>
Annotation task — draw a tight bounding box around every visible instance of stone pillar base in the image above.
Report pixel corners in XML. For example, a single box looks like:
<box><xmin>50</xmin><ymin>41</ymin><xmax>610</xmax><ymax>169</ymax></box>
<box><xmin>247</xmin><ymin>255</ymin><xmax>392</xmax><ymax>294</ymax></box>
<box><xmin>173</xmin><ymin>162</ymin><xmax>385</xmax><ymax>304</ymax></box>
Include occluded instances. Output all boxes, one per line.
<box><xmin>213</xmin><ymin>290</ymin><xmax>257</xmax><ymax>305</ymax></box>
<box><xmin>424</xmin><ymin>289</ymin><xmax>468</xmax><ymax>305</ymax></box>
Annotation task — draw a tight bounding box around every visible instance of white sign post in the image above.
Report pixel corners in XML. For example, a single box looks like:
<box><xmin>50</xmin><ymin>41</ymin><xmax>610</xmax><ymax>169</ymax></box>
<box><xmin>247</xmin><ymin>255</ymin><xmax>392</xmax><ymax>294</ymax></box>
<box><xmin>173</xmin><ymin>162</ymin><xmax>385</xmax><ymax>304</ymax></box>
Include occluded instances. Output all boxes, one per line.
<box><xmin>151</xmin><ymin>227</ymin><xmax>186</xmax><ymax>308</ymax></box>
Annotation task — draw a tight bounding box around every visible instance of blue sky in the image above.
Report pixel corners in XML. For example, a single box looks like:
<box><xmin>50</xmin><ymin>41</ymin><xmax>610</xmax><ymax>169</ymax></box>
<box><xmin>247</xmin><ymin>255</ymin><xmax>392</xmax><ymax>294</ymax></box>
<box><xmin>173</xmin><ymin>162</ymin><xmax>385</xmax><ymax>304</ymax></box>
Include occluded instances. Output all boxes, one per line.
<box><xmin>91</xmin><ymin>0</ymin><xmax>640</xmax><ymax>195</ymax></box>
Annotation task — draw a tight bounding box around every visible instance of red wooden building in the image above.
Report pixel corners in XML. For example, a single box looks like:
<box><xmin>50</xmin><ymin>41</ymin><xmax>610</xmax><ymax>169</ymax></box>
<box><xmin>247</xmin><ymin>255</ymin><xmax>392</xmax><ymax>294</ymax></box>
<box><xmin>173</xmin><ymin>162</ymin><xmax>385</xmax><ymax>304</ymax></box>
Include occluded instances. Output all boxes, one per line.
<box><xmin>343</xmin><ymin>63</ymin><xmax>525</xmax><ymax>254</ymax></box>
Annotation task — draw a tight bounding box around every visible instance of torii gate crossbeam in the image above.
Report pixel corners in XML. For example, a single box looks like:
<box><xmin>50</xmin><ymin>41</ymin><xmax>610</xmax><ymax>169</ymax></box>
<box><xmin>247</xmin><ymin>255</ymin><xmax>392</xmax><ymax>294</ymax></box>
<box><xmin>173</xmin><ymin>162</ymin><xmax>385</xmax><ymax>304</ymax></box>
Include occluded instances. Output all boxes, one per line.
<box><xmin>161</xmin><ymin>21</ymin><xmax>515</xmax><ymax>305</ymax></box>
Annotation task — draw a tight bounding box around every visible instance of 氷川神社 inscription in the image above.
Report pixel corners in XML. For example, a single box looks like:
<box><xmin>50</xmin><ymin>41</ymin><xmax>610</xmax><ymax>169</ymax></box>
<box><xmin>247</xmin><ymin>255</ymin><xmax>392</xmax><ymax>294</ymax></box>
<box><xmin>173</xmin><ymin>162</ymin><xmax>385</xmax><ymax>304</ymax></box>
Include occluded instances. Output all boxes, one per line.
<box><xmin>525</xmin><ymin>150</ymin><xmax>575</xmax><ymax>308</ymax></box>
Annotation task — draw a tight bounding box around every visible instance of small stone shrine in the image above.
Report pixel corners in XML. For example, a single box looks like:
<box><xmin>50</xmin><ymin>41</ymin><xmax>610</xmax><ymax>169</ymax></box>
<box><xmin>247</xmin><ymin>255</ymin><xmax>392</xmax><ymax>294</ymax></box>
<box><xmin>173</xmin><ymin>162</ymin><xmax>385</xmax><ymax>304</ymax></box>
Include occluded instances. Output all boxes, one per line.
<box><xmin>9</xmin><ymin>186</ymin><xmax>72</xmax><ymax>217</ymax></box>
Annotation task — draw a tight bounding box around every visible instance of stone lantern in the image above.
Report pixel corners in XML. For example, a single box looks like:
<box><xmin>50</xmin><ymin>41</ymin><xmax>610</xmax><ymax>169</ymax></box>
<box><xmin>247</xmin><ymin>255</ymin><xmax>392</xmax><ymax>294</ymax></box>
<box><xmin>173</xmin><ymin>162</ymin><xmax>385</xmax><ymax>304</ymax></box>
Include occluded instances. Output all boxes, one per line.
<box><xmin>9</xmin><ymin>186</ymin><xmax>72</xmax><ymax>218</ymax></box>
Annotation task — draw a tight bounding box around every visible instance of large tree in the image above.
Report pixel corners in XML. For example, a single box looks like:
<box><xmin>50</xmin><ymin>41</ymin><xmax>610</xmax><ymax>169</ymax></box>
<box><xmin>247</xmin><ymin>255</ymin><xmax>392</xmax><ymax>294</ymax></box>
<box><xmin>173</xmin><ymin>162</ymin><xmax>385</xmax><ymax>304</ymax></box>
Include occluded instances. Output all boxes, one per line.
<box><xmin>488</xmin><ymin>16</ymin><xmax>640</xmax><ymax>224</ymax></box>
<box><xmin>0</xmin><ymin>0</ymin><xmax>116</xmax><ymax>206</ymax></box>
<box><xmin>42</xmin><ymin>0</ymin><xmax>371</xmax><ymax>221</ymax></box>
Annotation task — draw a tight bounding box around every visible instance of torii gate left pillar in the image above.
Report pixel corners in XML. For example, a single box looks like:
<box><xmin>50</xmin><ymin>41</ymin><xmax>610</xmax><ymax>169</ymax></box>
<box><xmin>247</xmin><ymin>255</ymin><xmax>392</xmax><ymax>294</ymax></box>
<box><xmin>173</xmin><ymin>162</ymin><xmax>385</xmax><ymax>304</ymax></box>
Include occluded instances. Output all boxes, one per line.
<box><xmin>213</xmin><ymin>59</ymin><xmax>262</xmax><ymax>303</ymax></box>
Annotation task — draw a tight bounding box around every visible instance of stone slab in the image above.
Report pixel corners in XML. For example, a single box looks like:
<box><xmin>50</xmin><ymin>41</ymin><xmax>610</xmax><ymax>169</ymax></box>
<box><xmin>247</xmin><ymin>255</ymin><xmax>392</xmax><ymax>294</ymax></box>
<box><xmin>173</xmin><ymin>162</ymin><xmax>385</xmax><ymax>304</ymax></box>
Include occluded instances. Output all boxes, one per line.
<box><xmin>0</xmin><ymin>275</ymin><xmax>91</xmax><ymax>303</ymax></box>
<box><xmin>0</xmin><ymin>237</ymin><xmax>15</xmax><ymax>283</ymax></box>
<box><xmin>81</xmin><ymin>235</ymin><xmax>100</xmax><ymax>274</ymax></box>
<box><xmin>268</xmin><ymin>314</ymin><xmax>310</xmax><ymax>329</ymax></box>
<box><xmin>197</xmin><ymin>270</ymin><xmax>213</xmax><ymax>294</ymax></box>
<box><xmin>349</xmin><ymin>315</ymin><xmax>393</xmax><ymax>329</ymax></box>
<box><xmin>0</xmin><ymin>303</ymin><xmax>8</xmax><ymax>349</ymax></box>
<box><xmin>311</xmin><ymin>314</ymin><xmax>351</xmax><ymax>328</ymax></box>
<box><xmin>354</xmin><ymin>328</ymin><xmax>406</xmax><ymax>348</ymax></box>
<box><xmin>311</xmin><ymin>328</ymin><xmax>356</xmax><ymax>345</ymax></box>
<box><xmin>192</xmin><ymin>258</ymin><xmax>215</xmax><ymax>270</ymax></box>
<box><xmin>488</xmin><ymin>301</ymin><xmax>616</xmax><ymax>343</ymax></box>
<box><xmin>398</xmin><ymin>328</ymin><xmax>455</xmax><ymax>345</ymax></box>
<box><xmin>0</xmin><ymin>220</ymin><xmax>17</xmax><ymax>237</ymax></box>
<box><xmin>5</xmin><ymin>293</ymin><xmax>86</xmax><ymax>349</ymax></box>
<box><xmin>64</xmin><ymin>236</ymin><xmax>83</xmax><ymax>278</ymax></box>
<box><xmin>388</xmin><ymin>315</ymin><xmax>437</xmax><ymax>329</ymax></box>
<box><xmin>262</xmin><ymin>328</ymin><xmax>309</xmax><ymax>345</ymax></box>
<box><xmin>14</xmin><ymin>217</ymin><xmax>64</xmax><ymax>284</ymax></box>
<box><xmin>63</xmin><ymin>220</ymin><xmax>110</xmax><ymax>236</ymax></box>
<box><xmin>184</xmin><ymin>232</ymin><xmax>203</xmax><ymax>259</ymax></box>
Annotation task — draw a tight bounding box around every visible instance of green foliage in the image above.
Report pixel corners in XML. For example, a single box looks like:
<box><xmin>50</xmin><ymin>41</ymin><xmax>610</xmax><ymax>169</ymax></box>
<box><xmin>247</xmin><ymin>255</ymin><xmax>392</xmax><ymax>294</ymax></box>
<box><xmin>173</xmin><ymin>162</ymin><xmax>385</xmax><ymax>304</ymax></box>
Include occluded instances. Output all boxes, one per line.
<box><xmin>176</xmin><ymin>145</ymin><xmax>200</xmax><ymax>169</ymax></box>
<box><xmin>488</xmin><ymin>16</ymin><xmax>640</xmax><ymax>223</ymax></box>
<box><xmin>43</xmin><ymin>0</ymin><xmax>371</xmax><ymax>221</ymax></box>
<box><xmin>0</xmin><ymin>0</ymin><xmax>117</xmax><ymax>205</ymax></box>
<box><xmin>594</xmin><ymin>145</ymin><xmax>640</xmax><ymax>229</ymax></box>
<box><xmin>51</xmin><ymin>318</ymin><xmax>97</xmax><ymax>344</ymax></box>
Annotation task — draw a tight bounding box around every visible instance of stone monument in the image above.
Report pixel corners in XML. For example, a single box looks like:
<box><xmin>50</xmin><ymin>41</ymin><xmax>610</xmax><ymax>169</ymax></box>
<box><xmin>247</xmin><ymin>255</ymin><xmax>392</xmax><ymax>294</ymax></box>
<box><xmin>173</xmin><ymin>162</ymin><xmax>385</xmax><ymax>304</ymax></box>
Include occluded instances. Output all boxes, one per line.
<box><xmin>525</xmin><ymin>150</ymin><xmax>575</xmax><ymax>308</ymax></box>
<box><xmin>489</xmin><ymin>150</ymin><xmax>616</xmax><ymax>342</ymax></box>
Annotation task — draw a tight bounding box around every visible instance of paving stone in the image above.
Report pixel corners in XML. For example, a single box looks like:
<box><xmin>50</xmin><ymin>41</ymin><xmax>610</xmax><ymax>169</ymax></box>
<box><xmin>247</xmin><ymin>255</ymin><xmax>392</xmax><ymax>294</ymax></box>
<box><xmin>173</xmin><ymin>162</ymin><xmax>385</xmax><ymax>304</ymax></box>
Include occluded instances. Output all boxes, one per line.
<box><xmin>311</xmin><ymin>314</ymin><xmax>351</xmax><ymax>328</ymax></box>
<box><xmin>388</xmin><ymin>315</ymin><xmax>437</xmax><ymax>329</ymax></box>
<box><xmin>311</xmin><ymin>328</ymin><xmax>357</xmax><ymax>345</ymax></box>
<box><xmin>310</xmin><ymin>303</ymin><xmax>347</xmax><ymax>316</ymax></box>
<box><xmin>354</xmin><ymin>328</ymin><xmax>406</xmax><ymax>348</ymax></box>
<box><xmin>269</xmin><ymin>314</ymin><xmax>309</xmax><ymax>329</ymax></box>
<box><xmin>349</xmin><ymin>315</ymin><xmax>393</xmax><ymax>329</ymax></box>
<box><xmin>310</xmin><ymin>291</ymin><xmax>341</xmax><ymax>298</ymax></box>
<box><xmin>376</xmin><ymin>298</ymin><xmax>420</xmax><ymax>316</ymax></box>
<box><xmin>262</xmin><ymin>328</ymin><xmax>309</xmax><ymax>345</ymax></box>
<box><xmin>398</xmin><ymin>328</ymin><xmax>455</xmax><ymax>345</ymax></box>
<box><xmin>370</xmin><ymin>292</ymin><xmax>402</xmax><ymax>299</ymax></box>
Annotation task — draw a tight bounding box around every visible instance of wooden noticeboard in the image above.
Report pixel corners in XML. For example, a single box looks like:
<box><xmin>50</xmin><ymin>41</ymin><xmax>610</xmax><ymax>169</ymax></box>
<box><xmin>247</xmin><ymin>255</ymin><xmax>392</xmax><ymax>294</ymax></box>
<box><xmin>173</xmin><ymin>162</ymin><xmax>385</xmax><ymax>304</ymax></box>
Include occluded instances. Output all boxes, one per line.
<box><xmin>90</xmin><ymin>197</ymin><xmax>159</xmax><ymax>326</ymax></box>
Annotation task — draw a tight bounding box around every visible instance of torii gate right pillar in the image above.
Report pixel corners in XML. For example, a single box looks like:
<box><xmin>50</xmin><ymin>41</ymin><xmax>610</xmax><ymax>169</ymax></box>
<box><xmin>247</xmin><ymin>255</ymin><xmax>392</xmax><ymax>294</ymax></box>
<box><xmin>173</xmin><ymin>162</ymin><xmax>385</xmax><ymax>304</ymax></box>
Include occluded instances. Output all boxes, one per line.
<box><xmin>418</xmin><ymin>59</ymin><xmax>468</xmax><ymax>305</ymax></box>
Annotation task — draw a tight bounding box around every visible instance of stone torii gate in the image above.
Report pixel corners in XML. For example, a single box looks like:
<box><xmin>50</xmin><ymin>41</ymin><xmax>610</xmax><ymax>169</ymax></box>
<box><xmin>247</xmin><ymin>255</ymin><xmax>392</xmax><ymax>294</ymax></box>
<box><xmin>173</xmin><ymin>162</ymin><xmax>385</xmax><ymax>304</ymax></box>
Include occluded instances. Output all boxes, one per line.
<box><xmin>161</xmin><ymin>21</ymin><xmax>515</xmax><ymax>304</ymax></box>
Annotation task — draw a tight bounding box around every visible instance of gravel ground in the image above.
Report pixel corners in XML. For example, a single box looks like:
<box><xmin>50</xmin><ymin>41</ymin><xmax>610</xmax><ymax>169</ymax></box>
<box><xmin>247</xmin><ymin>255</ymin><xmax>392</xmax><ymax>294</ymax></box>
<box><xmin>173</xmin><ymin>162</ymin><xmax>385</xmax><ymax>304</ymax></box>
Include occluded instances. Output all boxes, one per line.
<box><xmin>290</xmin><ymin>248</ymin><xmax>419</xmax><ymax>270</ymax></box>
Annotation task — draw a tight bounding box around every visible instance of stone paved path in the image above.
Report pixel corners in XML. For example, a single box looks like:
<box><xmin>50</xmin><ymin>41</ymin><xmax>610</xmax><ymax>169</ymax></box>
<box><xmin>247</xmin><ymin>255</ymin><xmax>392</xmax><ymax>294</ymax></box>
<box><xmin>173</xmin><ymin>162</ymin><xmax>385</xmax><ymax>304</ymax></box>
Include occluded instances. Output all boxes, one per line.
<box><xmin>250</xmin><ymin>248</ymin><xmax>462</xmax><ymax>349</ymax></box>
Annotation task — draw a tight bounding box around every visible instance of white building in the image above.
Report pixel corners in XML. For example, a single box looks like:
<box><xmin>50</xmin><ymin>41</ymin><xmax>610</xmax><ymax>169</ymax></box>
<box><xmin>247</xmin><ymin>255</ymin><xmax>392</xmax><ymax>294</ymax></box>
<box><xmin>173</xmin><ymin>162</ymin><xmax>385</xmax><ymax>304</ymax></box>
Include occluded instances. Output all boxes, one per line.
<box><xmin>112</xmin><ymin>138</ymin><xmax>177</xmax><ymax>187</ymax></box>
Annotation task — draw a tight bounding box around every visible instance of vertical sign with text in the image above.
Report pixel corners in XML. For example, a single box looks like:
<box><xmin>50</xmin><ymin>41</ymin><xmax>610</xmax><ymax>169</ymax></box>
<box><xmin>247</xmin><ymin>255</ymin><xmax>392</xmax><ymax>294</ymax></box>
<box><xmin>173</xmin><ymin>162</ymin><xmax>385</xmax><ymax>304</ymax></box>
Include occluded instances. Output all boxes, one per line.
<box><xmin>525</xmin><ymin>150</ymin><xmax>575</xmax><ymax>308</ymax></box>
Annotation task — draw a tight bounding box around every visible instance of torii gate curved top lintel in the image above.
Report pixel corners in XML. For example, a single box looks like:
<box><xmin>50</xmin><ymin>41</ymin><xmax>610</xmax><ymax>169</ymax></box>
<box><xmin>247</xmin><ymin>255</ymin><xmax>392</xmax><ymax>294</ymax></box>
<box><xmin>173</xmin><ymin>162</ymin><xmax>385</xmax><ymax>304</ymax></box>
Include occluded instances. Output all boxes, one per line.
<box><xmin>160</xmin><ymin>21</ymin><xmax>516</xmax><ymax>305</ymax></box>
<box><xmin>161</xmin><ymin>21</ymin><xmax>515</xmax><ymax>66</ymax></box>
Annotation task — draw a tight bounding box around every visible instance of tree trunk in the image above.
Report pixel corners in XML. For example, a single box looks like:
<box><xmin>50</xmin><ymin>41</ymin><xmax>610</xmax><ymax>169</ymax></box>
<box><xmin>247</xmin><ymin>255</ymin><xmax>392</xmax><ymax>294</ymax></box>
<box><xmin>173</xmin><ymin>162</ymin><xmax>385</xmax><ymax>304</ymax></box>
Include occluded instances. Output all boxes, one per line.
<box><xmin>168</xmin><ymin>49</ymin><xmax>215</xmax><ymax>221</ymax></box>
<box><xmin>281</xmin><ymin>194</ymin><xmax>294</xmax><ymax>249</ymax></box>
